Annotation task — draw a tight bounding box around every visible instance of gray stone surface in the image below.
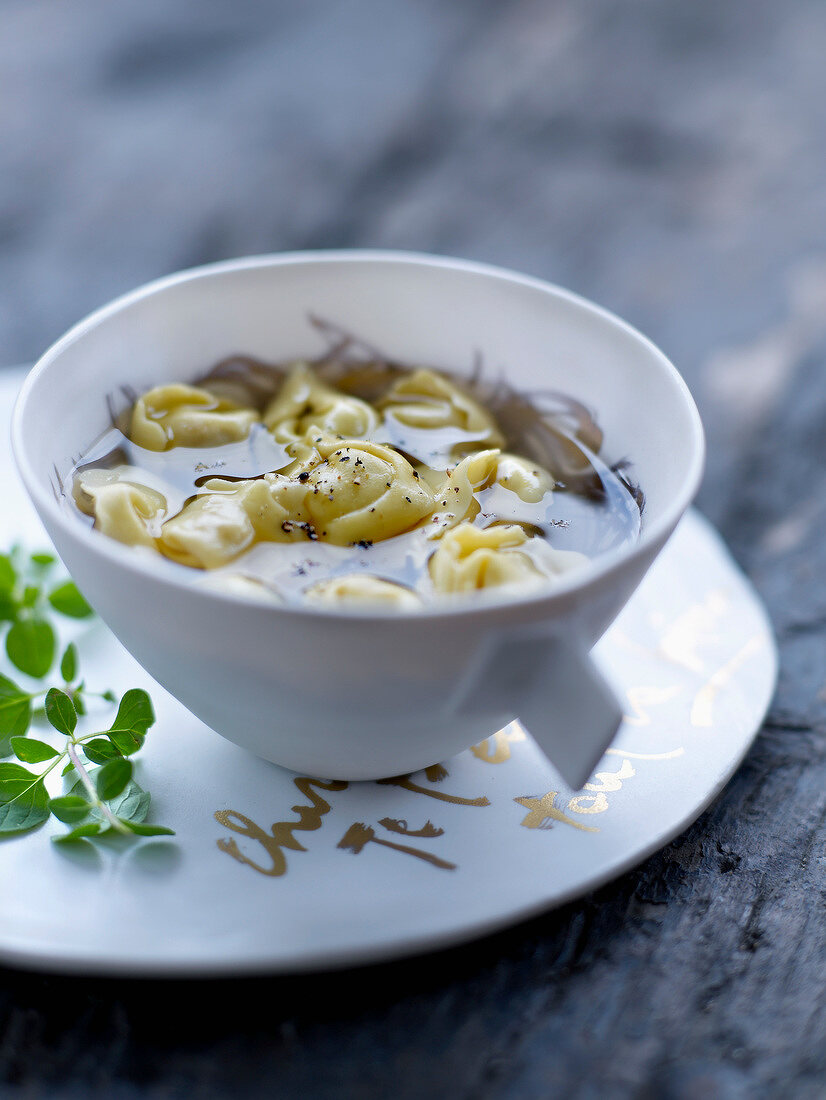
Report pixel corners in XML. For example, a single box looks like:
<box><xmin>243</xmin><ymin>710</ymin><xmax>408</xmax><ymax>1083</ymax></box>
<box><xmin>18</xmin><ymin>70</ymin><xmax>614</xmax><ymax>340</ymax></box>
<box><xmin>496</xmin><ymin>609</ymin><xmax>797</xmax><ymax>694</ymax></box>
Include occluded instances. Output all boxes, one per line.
<box><xmin>2</xmin><ymin>1</ymin><xmax>826</xmax><ymax>1097</ymax></box>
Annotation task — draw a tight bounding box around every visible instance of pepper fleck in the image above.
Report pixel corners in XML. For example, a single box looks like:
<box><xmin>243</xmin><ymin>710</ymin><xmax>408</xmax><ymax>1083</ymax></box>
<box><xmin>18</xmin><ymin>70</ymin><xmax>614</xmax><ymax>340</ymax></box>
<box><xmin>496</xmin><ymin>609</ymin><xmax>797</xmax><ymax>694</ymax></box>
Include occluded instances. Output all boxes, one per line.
<box><xmin>298</xmin><ymin>471</ymin><xmax>310</xmax><ymax>483</ymax></box>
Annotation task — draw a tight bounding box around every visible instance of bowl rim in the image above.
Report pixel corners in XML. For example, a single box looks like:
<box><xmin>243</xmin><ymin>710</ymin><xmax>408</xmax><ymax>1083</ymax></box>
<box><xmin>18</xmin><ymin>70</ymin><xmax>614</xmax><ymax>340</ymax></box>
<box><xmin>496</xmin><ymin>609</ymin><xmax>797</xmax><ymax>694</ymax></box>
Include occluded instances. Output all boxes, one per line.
<box><xmin>11</xmin><ymin>248</ymin><xmax>706</xmax><ymax>623</ymax></box>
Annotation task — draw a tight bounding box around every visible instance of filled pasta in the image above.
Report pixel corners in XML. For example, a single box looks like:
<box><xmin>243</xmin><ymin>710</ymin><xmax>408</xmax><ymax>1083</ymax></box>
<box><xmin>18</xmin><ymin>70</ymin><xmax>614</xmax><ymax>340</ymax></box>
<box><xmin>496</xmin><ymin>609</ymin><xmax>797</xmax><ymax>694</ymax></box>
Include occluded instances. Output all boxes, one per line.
<box><xmin>263</xmin><ymin>362</ymin><xmax>378</xmax><ymax>443</ymax></box>
<box><xmin>73</xmin><ymin>466</ymin><xmax>167</xmax><ymax>549</ymax></box>
<box><xmin>70</xmin><ymin>350</ymin><xmax>643</xmax><ymax>609</ymax></box>
<box><xmin>376</xmin><ymin>368</ymin><xmax>505</xmax><ymax>454</ymax></box>
<box><xmin>428</xmin><ymin>523</ymin><xmax>546</xmax><ymax>593</ymax></box>
<box><xmin>131</xmin><ymin>384</ymin><xmax>260</xmax><ymax>451</ymax></box>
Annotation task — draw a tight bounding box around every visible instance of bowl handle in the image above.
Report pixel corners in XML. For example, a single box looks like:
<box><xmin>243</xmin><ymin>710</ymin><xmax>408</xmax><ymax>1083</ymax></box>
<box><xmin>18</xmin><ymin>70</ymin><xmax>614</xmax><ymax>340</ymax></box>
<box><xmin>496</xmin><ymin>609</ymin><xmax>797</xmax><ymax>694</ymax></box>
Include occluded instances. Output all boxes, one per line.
<box><xmin>454</xmin><ymin>630</ymin><xmax>624</xmax><ymax>789</ymax></box>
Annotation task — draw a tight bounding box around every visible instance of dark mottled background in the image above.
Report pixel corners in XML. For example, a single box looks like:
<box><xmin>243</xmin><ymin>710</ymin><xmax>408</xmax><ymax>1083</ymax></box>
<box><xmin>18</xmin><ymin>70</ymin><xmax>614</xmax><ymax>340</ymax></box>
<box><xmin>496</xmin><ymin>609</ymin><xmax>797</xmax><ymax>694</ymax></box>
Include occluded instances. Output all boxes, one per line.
<box><xmin>2</xmin><ymin>1</ymin><xmax>826</xmax><ymax>1097</ymax></box>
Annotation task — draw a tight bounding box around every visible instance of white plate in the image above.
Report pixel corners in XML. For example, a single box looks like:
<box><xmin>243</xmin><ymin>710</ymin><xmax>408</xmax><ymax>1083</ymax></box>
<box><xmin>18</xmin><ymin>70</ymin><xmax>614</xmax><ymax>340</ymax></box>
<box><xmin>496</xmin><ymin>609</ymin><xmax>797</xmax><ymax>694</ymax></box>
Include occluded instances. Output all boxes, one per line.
<box><xmin>0</xmin><ymin>367</ymin><xmax>776</xmax><ymax>976</ymax></box>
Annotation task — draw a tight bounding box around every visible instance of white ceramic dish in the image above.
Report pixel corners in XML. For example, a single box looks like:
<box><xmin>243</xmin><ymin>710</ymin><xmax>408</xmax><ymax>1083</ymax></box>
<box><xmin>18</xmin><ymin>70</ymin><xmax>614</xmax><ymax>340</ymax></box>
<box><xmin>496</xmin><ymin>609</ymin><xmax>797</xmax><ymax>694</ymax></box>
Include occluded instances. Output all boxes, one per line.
<box><xmin>0</xmin><ymin>365</ymin><xmax>775</xmax><ymax>976</ymax></box>
<box><xmin>11</xmin><ymin>252</ymin><xmax>704</xmax><ymax>784</ymax></box>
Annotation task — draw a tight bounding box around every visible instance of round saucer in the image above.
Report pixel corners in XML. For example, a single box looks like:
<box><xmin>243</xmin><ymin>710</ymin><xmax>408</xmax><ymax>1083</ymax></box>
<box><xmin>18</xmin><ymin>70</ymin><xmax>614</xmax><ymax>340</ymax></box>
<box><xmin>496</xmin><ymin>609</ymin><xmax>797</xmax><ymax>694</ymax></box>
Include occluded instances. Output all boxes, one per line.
<box><xmin>0</xmin><ymin>368</ymin><xmax>776</xmax><ymax>975</ymax></box>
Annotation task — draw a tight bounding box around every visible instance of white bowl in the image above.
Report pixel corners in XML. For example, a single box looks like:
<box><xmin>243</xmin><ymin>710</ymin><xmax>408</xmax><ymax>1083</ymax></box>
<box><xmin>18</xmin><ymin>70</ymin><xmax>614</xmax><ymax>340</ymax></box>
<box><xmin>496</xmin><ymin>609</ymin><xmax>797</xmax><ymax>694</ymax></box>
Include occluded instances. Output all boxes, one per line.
<box><xmin>11</xmin><ymin>251</ymin><xmax>704</xmax><ymax>785</ymax></box>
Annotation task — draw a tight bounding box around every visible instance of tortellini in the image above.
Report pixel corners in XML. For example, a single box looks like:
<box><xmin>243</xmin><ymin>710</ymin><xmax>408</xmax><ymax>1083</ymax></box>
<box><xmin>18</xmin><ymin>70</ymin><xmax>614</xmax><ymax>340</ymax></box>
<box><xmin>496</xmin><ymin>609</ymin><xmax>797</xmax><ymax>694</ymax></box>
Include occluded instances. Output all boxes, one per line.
<box><xmin>293</xmin><ymin>437</ymin><xmax>434</xmax><ymax>545</ymax></box>
<box><xmin>131</xmin><ymin>384</ymin><xmax>260</xmax><ymax>451</ymax></box>
<box><xmin>72</xmin><ymin>357</ymin><xmax>601</xmax><ymax>606</ymax></box>
<box><xmin>158</xmin><ymin>477</ymin><xmax>303</xmax><ymax>569</ymax></box>
<box><xmin>304</xmin><ymin>574</ymin><xmax>421</xmax><ymax>609</ymax></box>
<box><xmin>428</xmin><ymin>523</ymin><xmax>545</xmax><ymax>593</ymax></box>
<box><xmin>377</xmin><ymin>368</ymin><xmax>505</xmax><ymax>453</ymax></box>
<box><xmin>151</xmin><ymin>435</ymin><xmax>434</xmax><ymax>566</ymax></box>
<box><xmin>263</xmin><ymin>362</ymin><xmax>378</xmax><ymax>443</ymax></box>
<box><xmin>73</xmin><ymin>467</ymin><xmax>167</xmax><ymax>549</ymax></box>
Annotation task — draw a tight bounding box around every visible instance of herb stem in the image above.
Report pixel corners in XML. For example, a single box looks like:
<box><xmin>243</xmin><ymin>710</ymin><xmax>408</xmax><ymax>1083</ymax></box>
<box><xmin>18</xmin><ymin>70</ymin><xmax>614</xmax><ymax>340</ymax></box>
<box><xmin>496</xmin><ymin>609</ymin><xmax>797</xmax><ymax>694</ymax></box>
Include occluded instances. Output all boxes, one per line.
<box><xmin>66</xmin><ymin>741</ymin><xmax>129</xmax><ymax>835</ymax></box>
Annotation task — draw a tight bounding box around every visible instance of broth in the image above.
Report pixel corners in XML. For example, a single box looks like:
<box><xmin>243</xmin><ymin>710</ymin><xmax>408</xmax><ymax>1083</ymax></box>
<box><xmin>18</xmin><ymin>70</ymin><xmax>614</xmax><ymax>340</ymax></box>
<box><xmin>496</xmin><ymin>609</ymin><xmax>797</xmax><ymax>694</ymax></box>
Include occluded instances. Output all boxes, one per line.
<box><xmin>67</xmin><ymin>341</ymin><xmax>643</xmax><ymax>608</ymax></box>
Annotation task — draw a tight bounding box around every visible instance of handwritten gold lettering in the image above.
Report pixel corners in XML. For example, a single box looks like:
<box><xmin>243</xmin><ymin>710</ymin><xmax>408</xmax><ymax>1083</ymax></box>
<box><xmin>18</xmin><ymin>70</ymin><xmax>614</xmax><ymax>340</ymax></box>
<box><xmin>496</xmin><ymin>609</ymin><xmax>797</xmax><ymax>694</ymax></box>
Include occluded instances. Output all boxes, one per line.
<box><xmin>338</xmin><ymin>822</ymin><xmax>456</xmax><ymax>870</ymax></box>
<box><xmin>514</xmin><ymin>792</ymin><xmax>599</xmax><ymax>832</ymax></box>
<box><xmin>566</xmin><ymin>792</ymin><xmax>609</xmax><ymax>814</ymax></box>
<box><xmin>377</xmin><ymin>775</ymin><xmax>490</xmax><ymax>806</ymax></box>
<box><xmin>378</xmin><ymin>818</ymin><xmax>444</xmax><ymax>838</ymax></box>
<box><xmin>471</xmin><ymin>725</ymin><xmax>527</xmax><ymax>764</ymax></box>
<box><xmin>690</xmin><ymin>634</ymin><xmax>764</xmax><ymax>727</ymax></box>
<box><xmin>215</xmin><ymin>777</ymin><xmax>348</xmax><ymax>877</ymax></box>
<box><xmin>584</xmin><ymin>758</ymin><xmax>635</xmax><ymax>793</ymax></box>
<box><xmin>423</xmin><ymin>763</ymin><xmax>448</xmax><ymax>782</ymax></box>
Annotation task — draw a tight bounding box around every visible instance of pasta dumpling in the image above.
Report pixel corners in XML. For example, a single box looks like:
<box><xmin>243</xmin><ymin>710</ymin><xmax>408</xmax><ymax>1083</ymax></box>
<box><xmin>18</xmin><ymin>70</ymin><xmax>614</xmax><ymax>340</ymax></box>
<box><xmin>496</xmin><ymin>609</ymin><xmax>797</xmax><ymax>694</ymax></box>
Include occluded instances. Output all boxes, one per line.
<box><xmin>263</xmin><ymin>362</ymin><xmax>378</xmax><ymax>442</ymax></box>
<box><xmin>130</xmin><ymin>384</ymin><xmax>260</xmax><ymax>452</ymax></box>
<box><xmin>158</xmin><ymin>478</ymin><xmax>303</xmax><ymax>569</ymax></box>
<box><xmin>288</xmin><ymin>437</ymin><xmax>435</xmax><ymax>545</ymax></box>
<box><xmin>70</xmin><ymin>355</ymin><xmax>624</xmax><ymax>606</ymax></box>
<box><xmin>428</xmin><ymin>522</ymin><xmax>544</xmax><ymax>593</ymax></box>
<box><xmin>377</xmin><ymin>369</ymin><xmax>505</xmax><ymax>453</ymax></box>
<box><xmin>304</xmin><ymin>574</ymin><xmax>421</xmax><ymax>609</ymax></box>
<box><xmin>73</xmin><ymin>467</ymin><xmax>167</xmax><ymax>549</ymax></box>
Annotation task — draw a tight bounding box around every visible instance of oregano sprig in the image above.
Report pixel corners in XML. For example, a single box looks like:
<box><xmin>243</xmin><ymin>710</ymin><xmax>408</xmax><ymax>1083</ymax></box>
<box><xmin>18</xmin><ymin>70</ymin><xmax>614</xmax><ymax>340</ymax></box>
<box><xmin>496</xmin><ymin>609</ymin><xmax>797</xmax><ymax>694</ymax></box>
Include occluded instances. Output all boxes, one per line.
<box><xmin>0</xmin><ymin>684</ymin><xmax>173</xmax><ymax>841</ymax></box>
<box><xmin>0</xmin><ymin>548</ymin><xmax>173</xmax><ymax>843</ymax></box>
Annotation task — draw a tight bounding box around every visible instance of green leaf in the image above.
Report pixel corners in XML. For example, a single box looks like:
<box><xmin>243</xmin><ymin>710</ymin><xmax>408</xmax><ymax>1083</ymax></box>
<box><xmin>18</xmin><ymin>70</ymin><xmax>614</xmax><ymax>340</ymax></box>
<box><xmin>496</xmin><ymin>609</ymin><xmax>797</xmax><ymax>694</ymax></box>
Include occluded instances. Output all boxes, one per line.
<box><xmin>47</xmin><ymin>581</ymin><xmax>93</xmax><ymax>619</ymax></box>
<box><xmin>102</xmin><ymin>690</ymin><xmax>117</xmax><ymax>704</ymax></box>
<box><xmin>82</xmin><ymin>737</ymin><xmax>121</xmax><ymax>765</ymax></box>
<box><xmin>109</xmin><ymin>729</ymin><xmax>144</xmax><ymax>756</ymax></box>
<box><xmin>72</xmin><ymin>689</ymin><xmax>86</xmax><ymax>716</ymax></box>
<box><xmin>60</xmin><ymin>643</ymin><xmax>78</xmax><ymax>683</ymax></box>
<box><xmin>0</xmin><ymin>673</ymin><xmax>32</xmax><ymax>739</ymax></box>
<box><xmin>10</xmin><ymin>736</ymin><xmax>59</xmax><ymax>763</ymax></box>
<box><xmin>53</xmin><ymin>821</ymin><xmax>104</xmax><ymax>844</ymax></box>
<box><xmin>70</xmin><ymin>773</ymin><xmax>150</xmax><ymax>825</ymax></box>
<box><xmin>120</xmin><ymin>820</ymin><xmax>175</xmax><ymax>837</ymax></box>
<box><xmin>6</xmin><ymin>617</ymin><xmax>55</xmax><ymax>678</ymax></box>
<box><xmin>0</xmin><ymin>553</ymin><xmax>16</xmax><ymax>590</ymax></box>
<box><xmin>108</xmin><ymin>777</ymin><xmax>150</xmax><ymax>822</ymax></box>
<box><xmin>109</xmin><ymin>689</ymin><xmax>155</xmax><ymax>738</ymax></box>
<box><xmin>21</xmin><ymin>585</ymin><xmax>39</xmax><ymax>609</ymax></box>
<box><xmin>0</xmin><ymin>591</ymin><xmax>17</xmax><ymax>623</ymax></box>
<box><xmin>44</xmin><ymin>688</ymin><xmax>77</xmax><ymax>736</ymax></box>
<box><xmin>0</xmin><ymin>780</ymin><xmax>49</xmax><ymax>833</ymax></box>
<box><xmin>30</xmin><ymin>552</ymin><xmax>55</xmax><ymax>566</ymax></box>
<box><xmin>0</xmin><ymin>762</ymin><xmax>41</xmax><ymax>800</ymax></box>
<box><xmin>95</xmin><ymin>758</ymin><xmax>132</xmax><ymax>801</ymax></box>
<box><xmin>48</xmin><ymin>795</ymin><xmax>92</xmax><ymax>824</ymax></box>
